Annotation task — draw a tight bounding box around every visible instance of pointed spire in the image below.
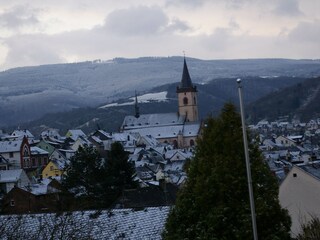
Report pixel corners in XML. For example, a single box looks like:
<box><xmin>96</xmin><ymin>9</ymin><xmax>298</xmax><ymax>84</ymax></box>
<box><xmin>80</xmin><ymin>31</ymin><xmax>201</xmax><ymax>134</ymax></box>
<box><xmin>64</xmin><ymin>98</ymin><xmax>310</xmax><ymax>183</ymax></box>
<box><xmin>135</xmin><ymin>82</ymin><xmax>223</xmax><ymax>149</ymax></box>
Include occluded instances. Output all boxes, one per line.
<box><xmin>180</xmin><ymin>57</ymin><xmax>193</xmax><ymax>88</ymax></box>
<box><xmin>134</xmin><ymin>91</ymin><xmax>140</xmax><ymax>118</ymax></box>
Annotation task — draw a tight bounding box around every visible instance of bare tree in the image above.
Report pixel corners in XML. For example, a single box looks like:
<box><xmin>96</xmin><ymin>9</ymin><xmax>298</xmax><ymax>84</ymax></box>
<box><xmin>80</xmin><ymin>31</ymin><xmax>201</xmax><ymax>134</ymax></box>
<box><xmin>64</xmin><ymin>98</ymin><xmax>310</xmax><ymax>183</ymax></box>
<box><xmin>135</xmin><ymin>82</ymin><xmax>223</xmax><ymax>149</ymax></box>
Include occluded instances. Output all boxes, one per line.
<box><xmin>296</xmin><ymin>216</ymin><xmax>320</xmax><ymax>240</ymax></box>
<box><xmin>0</xmin><ymin>212</ymin><xmax>96</xmax><ymax>239</ymax></box>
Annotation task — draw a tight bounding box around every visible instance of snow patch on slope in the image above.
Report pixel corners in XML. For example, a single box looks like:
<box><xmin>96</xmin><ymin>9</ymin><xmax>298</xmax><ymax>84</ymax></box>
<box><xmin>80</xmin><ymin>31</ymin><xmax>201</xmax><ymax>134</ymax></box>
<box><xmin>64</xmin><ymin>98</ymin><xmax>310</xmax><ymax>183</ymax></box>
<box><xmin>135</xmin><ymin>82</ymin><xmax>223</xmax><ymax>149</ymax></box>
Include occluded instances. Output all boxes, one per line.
<box><xmin>99</xmin><ymin>91</ymin><xmax>168</xmax><ymax>108</ymax></box>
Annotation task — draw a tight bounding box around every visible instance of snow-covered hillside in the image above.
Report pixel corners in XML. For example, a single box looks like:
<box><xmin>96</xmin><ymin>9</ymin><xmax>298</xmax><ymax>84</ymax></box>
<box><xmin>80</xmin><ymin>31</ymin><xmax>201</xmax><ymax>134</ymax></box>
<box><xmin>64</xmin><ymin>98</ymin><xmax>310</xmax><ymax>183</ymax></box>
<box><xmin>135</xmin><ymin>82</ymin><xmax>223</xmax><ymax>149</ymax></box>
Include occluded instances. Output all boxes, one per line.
<box><xmin>100</xmin><ymin>91</ymin><xmax>168</xmax><ymax>108</ymax></box>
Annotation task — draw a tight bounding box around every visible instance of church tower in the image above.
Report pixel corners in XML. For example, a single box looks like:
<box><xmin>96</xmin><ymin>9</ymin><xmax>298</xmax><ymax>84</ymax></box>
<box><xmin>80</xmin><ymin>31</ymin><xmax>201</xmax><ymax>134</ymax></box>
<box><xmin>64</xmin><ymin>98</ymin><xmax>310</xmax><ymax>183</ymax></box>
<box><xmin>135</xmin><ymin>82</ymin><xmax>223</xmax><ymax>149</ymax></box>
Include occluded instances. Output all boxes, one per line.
<box><xmin>176</xmin><ymin>58</ymin><xmax>198</xmax><ymax>122</ymax></box>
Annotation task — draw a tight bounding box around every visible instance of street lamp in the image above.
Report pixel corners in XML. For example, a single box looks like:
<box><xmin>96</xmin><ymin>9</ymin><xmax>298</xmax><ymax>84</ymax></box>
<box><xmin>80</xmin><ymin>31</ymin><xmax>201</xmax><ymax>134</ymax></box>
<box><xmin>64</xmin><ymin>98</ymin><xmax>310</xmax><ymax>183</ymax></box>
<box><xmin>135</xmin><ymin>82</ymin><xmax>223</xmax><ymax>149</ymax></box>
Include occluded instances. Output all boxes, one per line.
<box><xmin>237</xmin><ymin>78</ymin><xmax>258</xmax><ymax>240</ymax></box>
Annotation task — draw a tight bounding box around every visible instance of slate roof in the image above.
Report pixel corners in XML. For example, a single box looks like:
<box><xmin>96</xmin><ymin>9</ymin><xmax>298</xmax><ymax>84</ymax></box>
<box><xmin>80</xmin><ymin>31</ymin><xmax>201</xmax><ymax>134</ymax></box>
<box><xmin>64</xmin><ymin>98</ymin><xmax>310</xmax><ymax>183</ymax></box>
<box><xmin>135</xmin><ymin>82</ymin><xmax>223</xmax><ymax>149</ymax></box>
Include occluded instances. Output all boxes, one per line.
<box><xmin>0</xmin><ymin>207</ymin><xmax>170</xmax><ymax>239</ymax></box>
<box><xmin>0</xmin><ymin>139</ymin><xmax>22</xmax><ymax>153</ymax></box>
<box><xmin>0</xmin><ymin>169</ymin><xmax>24</xmax><ymax>183</ymax></box>
<box><xmin>299</xmin><ymin>163</ymin><xmax>320</xmax><ymax>180</ymax></box>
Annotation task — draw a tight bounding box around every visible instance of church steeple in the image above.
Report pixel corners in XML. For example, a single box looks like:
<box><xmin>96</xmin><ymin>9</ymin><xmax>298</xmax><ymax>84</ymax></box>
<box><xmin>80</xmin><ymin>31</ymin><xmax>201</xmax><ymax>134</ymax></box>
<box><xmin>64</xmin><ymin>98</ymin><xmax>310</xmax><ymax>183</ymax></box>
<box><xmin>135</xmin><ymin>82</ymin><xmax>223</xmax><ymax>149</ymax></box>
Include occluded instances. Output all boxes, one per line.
<box><xmin>180</xmin><ymin>57</ymin><xmax>193</xmax><ymax>89</ymax></box>
<box><xmin>176</xmin><ymin>57</ymin><xmax>198</xmax><ymax>122</ymax></box>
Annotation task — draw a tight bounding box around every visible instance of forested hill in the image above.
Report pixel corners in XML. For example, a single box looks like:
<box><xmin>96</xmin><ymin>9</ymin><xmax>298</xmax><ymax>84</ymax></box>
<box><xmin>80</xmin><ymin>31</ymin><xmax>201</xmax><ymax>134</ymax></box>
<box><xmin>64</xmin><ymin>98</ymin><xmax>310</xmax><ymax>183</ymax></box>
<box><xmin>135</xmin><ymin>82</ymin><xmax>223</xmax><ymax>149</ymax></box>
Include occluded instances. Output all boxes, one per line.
<box><xmin>16</xmin><ymin>76</ymin><xmax>308</xmax><ymax>136</ymax></box>
<box><xmin>246</xmin><ymin>77</ymin><xmax>320</xmax><ymax>122</ymax></box>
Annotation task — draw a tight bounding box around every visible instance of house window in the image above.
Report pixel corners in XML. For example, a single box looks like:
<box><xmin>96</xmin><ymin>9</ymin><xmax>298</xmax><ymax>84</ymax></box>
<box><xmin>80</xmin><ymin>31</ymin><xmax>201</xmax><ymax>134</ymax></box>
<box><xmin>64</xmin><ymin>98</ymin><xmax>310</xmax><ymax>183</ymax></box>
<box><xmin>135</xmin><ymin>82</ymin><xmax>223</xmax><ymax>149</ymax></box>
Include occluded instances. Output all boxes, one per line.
<box><xmin>9</xmin><ymin>152</ymin><xmax>14</xmax><ymax>158</ymax></box>
<box><xmin>293</xmin><ymin>173</ymin><xmax>297</xmax><ymax>177</ymax></box>
<box><xmin>50</xmin><ymin>166</ymin><xmax>54</xmax><ymax>171</ymax></box>
<box><xmin>190</xmin><ymin>139</ymin><xmax>195</xmax><ymax>146</ymax></box>
<box><xmin>24</xmin><ymin>146</ymin><xmax>29</xmax><ymax>157</ymax></box>
<box><xmin>32</xmin><ymin>158</ymin><xmax>36</xmax><ymax>167</ymax></box>
<box><xmin>10</xmin><ymin>200</ymin><xmax>15</xmax><ymax>206</ymax></box>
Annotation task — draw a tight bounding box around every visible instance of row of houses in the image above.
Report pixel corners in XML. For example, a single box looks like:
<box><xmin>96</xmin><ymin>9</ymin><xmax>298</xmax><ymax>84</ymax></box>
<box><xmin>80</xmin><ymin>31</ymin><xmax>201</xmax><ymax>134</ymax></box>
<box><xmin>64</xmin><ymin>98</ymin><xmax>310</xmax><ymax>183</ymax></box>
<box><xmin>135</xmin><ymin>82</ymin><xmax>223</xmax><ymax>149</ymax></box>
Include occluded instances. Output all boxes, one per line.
<box><xmin>0</xmin><ymin>127</ymin><xmax>192</xmax><ymax>214</ymax></box>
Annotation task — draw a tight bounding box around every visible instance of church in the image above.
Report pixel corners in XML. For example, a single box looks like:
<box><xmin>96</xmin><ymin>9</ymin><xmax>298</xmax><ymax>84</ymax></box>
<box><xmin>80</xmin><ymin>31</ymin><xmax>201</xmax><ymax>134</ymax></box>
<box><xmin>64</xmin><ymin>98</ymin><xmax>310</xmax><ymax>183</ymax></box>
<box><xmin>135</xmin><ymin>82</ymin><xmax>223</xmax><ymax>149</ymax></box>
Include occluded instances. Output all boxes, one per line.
<box><xmin>121</xmin><ymin>58</ymin><xmax>201</xmax><ymax>148</ymax></box>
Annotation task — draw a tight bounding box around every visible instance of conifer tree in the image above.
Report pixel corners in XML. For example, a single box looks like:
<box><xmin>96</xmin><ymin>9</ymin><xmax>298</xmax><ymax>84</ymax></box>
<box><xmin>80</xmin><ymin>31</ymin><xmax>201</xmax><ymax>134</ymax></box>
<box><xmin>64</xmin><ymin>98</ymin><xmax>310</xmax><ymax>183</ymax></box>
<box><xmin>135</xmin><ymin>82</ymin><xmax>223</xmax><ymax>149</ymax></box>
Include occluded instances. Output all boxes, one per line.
<box><xmin>163</xmin><ymin>103</ymin><xmax>291</xmax><ymax>239</ymax></box>
<box><xmin>63</xmin><ymin>143</ymin><xmax>137</xmax><ymax>209</ymax></box>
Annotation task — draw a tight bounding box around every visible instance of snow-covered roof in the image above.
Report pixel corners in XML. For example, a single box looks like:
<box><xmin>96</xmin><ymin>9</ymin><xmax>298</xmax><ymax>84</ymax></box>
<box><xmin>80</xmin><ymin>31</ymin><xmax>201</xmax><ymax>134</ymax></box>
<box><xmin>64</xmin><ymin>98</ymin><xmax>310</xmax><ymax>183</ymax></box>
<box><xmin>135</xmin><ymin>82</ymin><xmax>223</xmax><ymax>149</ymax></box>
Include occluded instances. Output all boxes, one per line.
<box><xmin>11</xmin><ymin>129</ymin><xmax>34</xmax><ymax>139</ymax></box>
<box><xmin>165</xmin><ymin>149</ymin><xmax>193</xmax><ymax>160</ymax></box>
<box><xmin>22</xmin><ymin>178</ymin><xmax>61</xmax><ymax>195</ymax></box>
<box><xmin>40</xmin><ymin>128</ymin><xmax>61</xmax><ymax>139</ymax></box>
<box><xmin>0</xmin><ymin>207</ymin><xmax>170</xmax><ymax>239</ymax></box>
<box><xmin>0</xmin><ymin>139</ymin><xmax>22</xmax><ymax>153</ymax></box>
<box><xmin>122</xmin><ymin>112</ymin><xmax>185</xmax><ymax>130</ymax></box>
<box><xmin>31</xmin><ymin>146</ymin><xmax>49</xmax><ymax>155</ymax></box>
<box><xmin>0</xmin><ymin>169</ymin><xmax>24</xmax><ymax>183</ymax></box>
<box><xmin>138</xmin><ymin>135</ymin><xmax>159</xmax><ymax>147</ymax></box>
<box><xmin>164</xmin><ymin>160</ymin><xmax>185</xmax><ymax>172</ymax></box>
<box><xmin>50</xmin><ymin>159</ymin><xmax>67</xmax><ymax>170</ymax></box>
<box><xmin>66</xmin><ymin>129</ymin><xmax>87</xmax><ymax>141</ymax></box>
<box><xmin>124</xmin><ymin>123</ymin><xmax>200</xmax><ymax>139</ymax></box>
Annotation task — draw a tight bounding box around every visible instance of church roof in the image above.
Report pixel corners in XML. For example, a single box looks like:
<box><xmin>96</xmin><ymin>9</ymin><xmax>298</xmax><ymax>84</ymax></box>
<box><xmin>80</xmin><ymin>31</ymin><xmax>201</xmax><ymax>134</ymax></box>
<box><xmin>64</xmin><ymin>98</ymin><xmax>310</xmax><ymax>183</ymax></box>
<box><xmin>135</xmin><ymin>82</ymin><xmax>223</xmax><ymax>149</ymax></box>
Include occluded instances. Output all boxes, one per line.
<box><xmin>123</xmin><ymin>122</ymin><xmax>200</xmax><ymax>139</ymax></box>
<box><xmin>177</xmin><ymin>58</ymin><xmax>197</xmax><ymax>93</ymax></box>
<box><xmin>122</xmin><ymin>113</ymin><xmax>185</xmax><ymax>130</ymax></box>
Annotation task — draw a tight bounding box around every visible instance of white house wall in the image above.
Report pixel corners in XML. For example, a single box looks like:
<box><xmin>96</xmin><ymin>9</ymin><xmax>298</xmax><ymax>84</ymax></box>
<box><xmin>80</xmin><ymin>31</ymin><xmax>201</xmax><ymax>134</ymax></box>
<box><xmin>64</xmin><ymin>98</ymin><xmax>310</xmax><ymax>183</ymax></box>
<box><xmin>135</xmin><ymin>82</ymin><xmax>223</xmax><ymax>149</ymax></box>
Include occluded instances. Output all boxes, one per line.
<box><xmin>279</xmin><ymin>166</ymin><xmax>320</xmax><ymax>237</ymax></box>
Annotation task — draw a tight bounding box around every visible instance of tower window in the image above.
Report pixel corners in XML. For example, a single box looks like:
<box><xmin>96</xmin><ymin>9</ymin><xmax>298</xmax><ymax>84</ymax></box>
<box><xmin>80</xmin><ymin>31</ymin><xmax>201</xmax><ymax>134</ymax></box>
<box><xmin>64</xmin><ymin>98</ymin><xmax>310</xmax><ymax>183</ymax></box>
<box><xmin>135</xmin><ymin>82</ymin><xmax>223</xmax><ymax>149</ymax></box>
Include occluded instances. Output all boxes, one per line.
<box><xmin>183</xmin><ymin>97</ymin><xmax>188</xmax><ymax>105</ymax></box>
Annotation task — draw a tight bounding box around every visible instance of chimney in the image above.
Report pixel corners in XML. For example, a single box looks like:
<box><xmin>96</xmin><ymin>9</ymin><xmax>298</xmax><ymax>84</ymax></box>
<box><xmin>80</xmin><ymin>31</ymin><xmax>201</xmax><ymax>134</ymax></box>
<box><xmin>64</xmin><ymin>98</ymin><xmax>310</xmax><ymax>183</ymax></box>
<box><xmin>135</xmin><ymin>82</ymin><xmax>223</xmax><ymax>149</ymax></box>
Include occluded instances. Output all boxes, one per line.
<box><xmin>283</xmin><ymin>166</ymin><xmax>290</xmax><ymax>175</ymax></box>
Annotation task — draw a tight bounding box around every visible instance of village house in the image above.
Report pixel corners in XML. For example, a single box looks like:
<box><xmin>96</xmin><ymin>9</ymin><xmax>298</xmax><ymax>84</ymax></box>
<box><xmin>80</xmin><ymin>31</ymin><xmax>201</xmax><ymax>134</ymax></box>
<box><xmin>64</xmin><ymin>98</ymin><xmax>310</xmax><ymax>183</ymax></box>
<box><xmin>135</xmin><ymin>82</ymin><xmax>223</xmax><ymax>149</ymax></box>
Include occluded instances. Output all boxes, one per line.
<box><xmin>65</xmin><ymin>129</ymin><xmax>87</xmax><ymax>142</ymax></box>
<box><xmin>36</xmin><ymin>139</ymin><xmax>58</xmax><ymax>156</ymax></box>
<box><xmin>275</xmin><ymin>135</ymin><xmax>298</xmax><ymax>147</ymax></box>
<box><xmin>42</xmin><ymin>159</ymin><xmax>66</xmax><ymax>179</ymax></box>
<box><xmin>279</xmin><ymin>164</ymin><xmax>320</xmax><ymax>237</ymax></box>
<box><xmin>0</xmin><ymin>136</ymin><xmax>31</xmax><ymax>170</ymax></box>
<box><xmin>0</xmin><ymin>169</ymin><xmax>30</xmax><ymax>194</ymax></box>
<box><xmin>0</xmin><ymin>155</ymin><xmax>9</xmax><ymax>170</ymax></box>
<box><xmin>2</xmin><ymin>178</ymin><xmax>65</xmax><ymax>214</ymax></box>
<box><xmin>30</xmin><ymin>146</ymin><xmax>49</xmax><ymax>170</ymax></box>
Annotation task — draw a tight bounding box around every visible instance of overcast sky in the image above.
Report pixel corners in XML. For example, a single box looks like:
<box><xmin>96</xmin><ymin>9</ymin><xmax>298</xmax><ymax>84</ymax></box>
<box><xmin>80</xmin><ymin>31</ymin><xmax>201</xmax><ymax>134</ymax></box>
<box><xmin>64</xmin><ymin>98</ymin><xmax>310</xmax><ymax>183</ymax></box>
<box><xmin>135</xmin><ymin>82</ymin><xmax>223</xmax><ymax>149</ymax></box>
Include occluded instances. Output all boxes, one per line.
<box><xmin>0</xmin><ymin>0</ymin><xmax>319</xmax><ymax>70</ymax></box>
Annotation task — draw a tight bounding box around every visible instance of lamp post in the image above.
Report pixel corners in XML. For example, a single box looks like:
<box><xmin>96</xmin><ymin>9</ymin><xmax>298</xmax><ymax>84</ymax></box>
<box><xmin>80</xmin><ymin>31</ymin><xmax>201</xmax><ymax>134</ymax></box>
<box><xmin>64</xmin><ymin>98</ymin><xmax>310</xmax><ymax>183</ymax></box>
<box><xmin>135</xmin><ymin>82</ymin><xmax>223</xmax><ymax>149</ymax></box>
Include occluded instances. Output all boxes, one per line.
<box><xmin>237</xmin><ymin>78</ymin><xmax>258</xmax><ymax>240</ymax></box>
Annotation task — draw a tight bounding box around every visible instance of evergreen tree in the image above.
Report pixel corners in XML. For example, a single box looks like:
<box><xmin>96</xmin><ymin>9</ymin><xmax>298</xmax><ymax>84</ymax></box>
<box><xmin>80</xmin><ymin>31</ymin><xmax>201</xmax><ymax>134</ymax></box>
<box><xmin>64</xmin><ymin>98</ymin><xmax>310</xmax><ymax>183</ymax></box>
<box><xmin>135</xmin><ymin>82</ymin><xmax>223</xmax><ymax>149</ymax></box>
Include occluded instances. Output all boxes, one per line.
<box><xmin>62</xmin><ymin>143</ymin><xmax>137</xmax><ymax>209</ymax></box>
<box><xmin>163</xmin><ymin>103</ymin><xmax>291</xmax><ymax>240</ymax></box>
<box><xmin>104</xmin><ymin>142</ymin><xmax>138</xmax><ymax>203</ymax></box>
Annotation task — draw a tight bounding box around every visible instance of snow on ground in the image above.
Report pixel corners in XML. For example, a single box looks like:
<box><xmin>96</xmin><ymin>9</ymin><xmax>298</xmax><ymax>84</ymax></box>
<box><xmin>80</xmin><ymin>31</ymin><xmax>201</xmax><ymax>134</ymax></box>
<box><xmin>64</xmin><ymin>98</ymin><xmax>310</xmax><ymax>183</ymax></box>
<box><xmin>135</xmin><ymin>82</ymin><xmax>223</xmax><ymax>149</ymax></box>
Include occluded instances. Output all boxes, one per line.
<box><xmin>0</xmin><ymin>207</ymin><xmax>170</xmax><ymax>239</ymax></box>
<box><xmin>99</xmin><ymin>91</ymin><xmax>168</xmax><ymax>108</ymax></box>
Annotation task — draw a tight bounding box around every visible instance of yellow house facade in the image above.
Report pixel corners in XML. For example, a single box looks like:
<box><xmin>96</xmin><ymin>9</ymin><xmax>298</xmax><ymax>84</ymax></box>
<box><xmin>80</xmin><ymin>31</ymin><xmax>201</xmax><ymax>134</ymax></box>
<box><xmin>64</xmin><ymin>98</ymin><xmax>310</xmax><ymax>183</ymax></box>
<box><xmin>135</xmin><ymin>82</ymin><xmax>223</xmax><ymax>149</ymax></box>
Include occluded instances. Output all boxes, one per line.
<box><xmin>42</xmin><ymin>159</ymin><xmax>65</xmax><ymax>178</ymax></box>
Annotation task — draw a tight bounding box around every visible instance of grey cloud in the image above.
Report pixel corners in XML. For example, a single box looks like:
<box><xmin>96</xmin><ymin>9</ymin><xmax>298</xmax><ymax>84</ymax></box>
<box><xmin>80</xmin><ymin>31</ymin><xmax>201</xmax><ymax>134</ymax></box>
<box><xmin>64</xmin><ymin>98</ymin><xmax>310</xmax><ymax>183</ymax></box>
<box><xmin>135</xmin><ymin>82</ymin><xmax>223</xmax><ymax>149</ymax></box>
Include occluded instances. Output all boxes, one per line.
<box><xmin>166</xmin><ymin>0</ymin><xmax>206</xmax><ymax>8</ymax></box>
<box><xmin>273</xmin><ymin>0</ymin><xmax>302</xmax><ymax>17</ymax></box>
<box><xmin>103</xmin><ymin>5</ymin><xmax>168</xmax><ymax>36</ymax></box>
<box><xmin>0</xmin><ymin>5</ymin><xmax>40</xmax><ymax>29</ymax></box>
<box><xmin>165</xmin><ymin>19</ymin><xmax>192</xmax><ymax>33</ymax></box>
<box><xmin>288</xmin><ymin>20</ymin><xmax>320</xmax><ymax>43</ymax></box>
<box><xmin>201</xmin><ymin>28</ymin><xmax>233</xmax><ymax>53</ymax></box>
<box><xmin>3</xmin><ymin>34</ymin><xmax>62</xmax><ymax>69</ymax></box>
